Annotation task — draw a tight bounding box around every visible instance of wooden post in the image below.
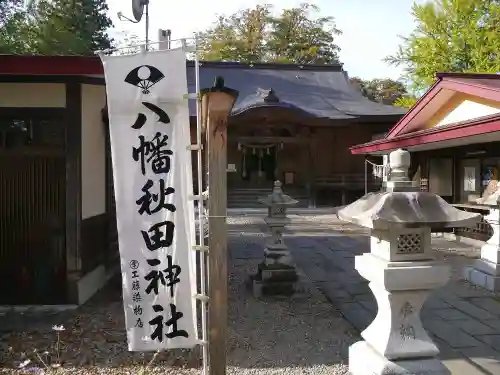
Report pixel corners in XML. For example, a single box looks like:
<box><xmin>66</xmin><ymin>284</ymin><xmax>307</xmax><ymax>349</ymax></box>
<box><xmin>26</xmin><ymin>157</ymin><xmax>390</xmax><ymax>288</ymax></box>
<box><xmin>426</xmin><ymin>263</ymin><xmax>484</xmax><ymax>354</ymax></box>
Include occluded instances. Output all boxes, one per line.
<box><xmin>207</xmin><ymin>113</ymin><xmax>227</xmax><ymax>375</ymax></box>
<box><xmin>201</xmin><ymin>77</ymin><xmax>238</xmax><ymax>375</ymax></box>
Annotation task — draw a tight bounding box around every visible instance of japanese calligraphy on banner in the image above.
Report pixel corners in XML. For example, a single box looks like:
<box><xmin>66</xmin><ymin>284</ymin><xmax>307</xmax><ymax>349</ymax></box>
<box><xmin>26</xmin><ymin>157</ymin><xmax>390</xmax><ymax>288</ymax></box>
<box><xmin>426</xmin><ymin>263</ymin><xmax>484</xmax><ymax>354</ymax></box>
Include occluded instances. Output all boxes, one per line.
<box><xmin>100</xmin><ymin>48</ymin><xmax>197</xmax><ymax>351</ymax></box>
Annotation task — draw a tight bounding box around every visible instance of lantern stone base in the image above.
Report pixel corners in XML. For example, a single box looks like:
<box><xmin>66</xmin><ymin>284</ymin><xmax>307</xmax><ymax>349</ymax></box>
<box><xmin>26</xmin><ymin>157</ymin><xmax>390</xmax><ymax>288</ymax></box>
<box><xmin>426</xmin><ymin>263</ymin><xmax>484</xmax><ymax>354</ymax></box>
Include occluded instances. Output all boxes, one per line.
<box><xmin>350</xmin><ymin>253</ymin><xmax>450</xmax><ymax>375</ymax></box>
<box><xmin>251</xmin><ymin>263</ymin><xmax>299</xmax><ymax>298</ymax></box>
<box><xmin>464</xmin><ymin>207</ymin><xmax>500</xmax><ymax>292</ymax></box>
<box><xmin>349</xmin><ymin>341</ymin><xmax>450</xmax><ymax>375</ymax></box>
<box><xmin>264</xmin><ymin>247</ymin><xmax>293</xmax><ymax>266</ymax></box>
<box><xmin>464</xmin><ymin>263</ymin><xmax>500</xmax><ymax>292</ymax></box>
<box><xmin>464</xmin><ymin>242</ymin><xmax>500</xmax><ymax>292</ymax></box>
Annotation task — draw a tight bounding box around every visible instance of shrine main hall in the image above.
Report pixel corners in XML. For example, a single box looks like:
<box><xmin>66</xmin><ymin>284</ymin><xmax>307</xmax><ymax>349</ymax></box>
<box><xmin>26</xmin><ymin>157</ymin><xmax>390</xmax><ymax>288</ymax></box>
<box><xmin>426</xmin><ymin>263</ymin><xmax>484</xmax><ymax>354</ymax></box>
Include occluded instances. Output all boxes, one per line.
<box><xmin>0</xmin><ymin>55</ymin><xmax>405</xmax><ymax>305</ymax></box>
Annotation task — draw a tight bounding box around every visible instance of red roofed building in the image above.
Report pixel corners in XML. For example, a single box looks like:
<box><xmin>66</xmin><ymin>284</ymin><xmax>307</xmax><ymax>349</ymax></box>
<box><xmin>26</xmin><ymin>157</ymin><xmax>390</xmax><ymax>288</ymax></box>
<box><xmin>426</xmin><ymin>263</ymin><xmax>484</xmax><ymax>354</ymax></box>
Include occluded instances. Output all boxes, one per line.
<box><xmin>351</xmin><ymin>72</ymin><xmax>500</xmax><ymax>243</ymax></box>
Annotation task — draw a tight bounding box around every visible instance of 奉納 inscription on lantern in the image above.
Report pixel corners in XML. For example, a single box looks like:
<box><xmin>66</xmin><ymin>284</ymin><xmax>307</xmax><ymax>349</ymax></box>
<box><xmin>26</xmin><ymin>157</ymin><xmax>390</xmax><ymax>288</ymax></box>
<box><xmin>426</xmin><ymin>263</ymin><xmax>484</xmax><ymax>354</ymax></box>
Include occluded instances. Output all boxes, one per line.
<box><xmin>400</xmin><ymin>324</ymin><xmax>416</xmax><ymax>340</ymax></box>
<box><xmin>399</xmin><ymin>301</ymin><xmax>416</xmax><ymax>341</ymax></box>
<box><xmin>400</xmin><ymin>301</ymin><xmax>414</xmax><ymax>318</ymax></box>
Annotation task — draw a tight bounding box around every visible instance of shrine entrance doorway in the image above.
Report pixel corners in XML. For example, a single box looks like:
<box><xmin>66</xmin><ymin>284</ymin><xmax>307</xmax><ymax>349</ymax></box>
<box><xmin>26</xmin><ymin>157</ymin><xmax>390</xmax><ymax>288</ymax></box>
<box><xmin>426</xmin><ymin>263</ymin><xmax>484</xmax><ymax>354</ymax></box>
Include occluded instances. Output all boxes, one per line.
<box><xmin>237</xmin><ymin>142</ymin><xmax>279</xmax><ymax>189</ymax></box>
<box><xmin>226</xmin><ymin>112</ymin><xmax>308</xmax><ymax>192</ymax></box>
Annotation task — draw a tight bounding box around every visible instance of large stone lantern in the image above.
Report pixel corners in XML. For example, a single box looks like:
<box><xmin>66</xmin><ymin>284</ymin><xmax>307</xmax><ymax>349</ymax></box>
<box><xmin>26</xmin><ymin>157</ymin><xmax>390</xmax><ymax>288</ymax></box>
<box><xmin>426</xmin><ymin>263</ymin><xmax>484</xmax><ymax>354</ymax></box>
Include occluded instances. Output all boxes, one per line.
<box><xmin>252</xmin><ymin>180</ymin><xmax>298</xmax><ymax>297</ymax></box>
<box><xmin>337</xmin><ymin>148</ymin><xmax>481</xmax><ymax>375</ymax></box>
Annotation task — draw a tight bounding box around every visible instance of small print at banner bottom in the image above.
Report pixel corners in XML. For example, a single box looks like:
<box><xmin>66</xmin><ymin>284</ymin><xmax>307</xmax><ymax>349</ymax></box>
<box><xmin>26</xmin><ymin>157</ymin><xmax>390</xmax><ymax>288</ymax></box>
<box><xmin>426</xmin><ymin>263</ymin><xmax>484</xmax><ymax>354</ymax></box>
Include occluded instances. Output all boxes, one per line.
<box><xmin>100</xmin><ymin>48</ymin><xmax>197</xmax><ymax>351</ymax></box>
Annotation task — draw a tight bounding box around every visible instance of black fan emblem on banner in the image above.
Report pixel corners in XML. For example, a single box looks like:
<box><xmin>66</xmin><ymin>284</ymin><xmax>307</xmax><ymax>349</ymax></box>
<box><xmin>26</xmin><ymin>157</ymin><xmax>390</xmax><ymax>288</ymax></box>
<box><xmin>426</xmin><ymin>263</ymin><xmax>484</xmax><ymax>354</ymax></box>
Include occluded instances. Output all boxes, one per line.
<box><xmin>125</xmin><ymin>65</ymin><xmax>165</xmax><ymax>94</ymax></box>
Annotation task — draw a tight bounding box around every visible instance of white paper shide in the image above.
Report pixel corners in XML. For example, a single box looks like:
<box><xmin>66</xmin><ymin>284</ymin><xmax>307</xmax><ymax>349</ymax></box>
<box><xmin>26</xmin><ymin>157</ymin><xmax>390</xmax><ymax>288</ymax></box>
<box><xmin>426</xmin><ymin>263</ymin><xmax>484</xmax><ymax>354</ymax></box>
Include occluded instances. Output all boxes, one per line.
<box><xmin>100</xmin><ymin>49</ymin><xmax>197</xmax><ymax>351</ymax></box>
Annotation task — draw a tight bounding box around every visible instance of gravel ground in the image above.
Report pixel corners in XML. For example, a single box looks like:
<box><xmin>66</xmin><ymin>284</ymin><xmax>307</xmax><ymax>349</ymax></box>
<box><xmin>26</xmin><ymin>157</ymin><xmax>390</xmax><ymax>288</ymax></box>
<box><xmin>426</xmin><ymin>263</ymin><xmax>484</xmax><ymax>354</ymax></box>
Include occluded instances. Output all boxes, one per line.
<box><xmin>2</xmin><ymin>210</ymin><xmax>482</xmax><ymax>375</ymax></box>
<box><xmin>0</xmin><ymin>215</ymin><xmax>356</xmax><ymax>375</ymax></box>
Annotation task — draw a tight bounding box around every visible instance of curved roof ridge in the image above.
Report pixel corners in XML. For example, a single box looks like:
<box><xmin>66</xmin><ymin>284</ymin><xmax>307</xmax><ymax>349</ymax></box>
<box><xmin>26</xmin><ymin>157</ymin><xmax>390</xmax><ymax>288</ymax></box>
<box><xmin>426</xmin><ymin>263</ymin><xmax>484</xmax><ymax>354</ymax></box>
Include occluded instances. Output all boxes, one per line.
<box><xmin>190</xmin><ymin>60</ymin><xmax>344</xmax><ymax>71</ymax></box>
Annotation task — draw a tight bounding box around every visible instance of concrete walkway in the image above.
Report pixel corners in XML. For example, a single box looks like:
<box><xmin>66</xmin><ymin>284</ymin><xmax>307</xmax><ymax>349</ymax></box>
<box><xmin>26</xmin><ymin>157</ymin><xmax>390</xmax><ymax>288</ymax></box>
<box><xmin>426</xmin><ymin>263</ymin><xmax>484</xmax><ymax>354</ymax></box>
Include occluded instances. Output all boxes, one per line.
<box><xmin>231</xmin><ymin>209</ymin><xmax>500</xmax><ymax>375</ymax></box>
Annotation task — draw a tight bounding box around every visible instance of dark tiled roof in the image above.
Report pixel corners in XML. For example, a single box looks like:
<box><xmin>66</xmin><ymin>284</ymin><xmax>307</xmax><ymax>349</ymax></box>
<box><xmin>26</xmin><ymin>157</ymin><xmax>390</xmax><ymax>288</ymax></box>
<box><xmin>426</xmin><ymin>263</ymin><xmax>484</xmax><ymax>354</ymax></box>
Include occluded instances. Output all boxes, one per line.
<box><xmin>186</xmin><ymin>61</ymin><xmax>406</xmax><ymax>119</ymax></box>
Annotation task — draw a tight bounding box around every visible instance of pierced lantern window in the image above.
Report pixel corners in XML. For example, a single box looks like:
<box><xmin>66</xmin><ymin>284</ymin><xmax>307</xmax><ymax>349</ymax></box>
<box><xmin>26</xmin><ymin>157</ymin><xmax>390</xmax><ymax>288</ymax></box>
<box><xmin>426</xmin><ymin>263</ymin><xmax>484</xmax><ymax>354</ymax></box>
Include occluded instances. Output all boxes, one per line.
<box><xmin>270</xmin><ymin>205</ymin><xmax>286</xmax><ymax>218</ymax></box>
<box><xmin>396</xmin><ymin>233</ymin><xmax>423</xmax><ymax>254</ymax></box>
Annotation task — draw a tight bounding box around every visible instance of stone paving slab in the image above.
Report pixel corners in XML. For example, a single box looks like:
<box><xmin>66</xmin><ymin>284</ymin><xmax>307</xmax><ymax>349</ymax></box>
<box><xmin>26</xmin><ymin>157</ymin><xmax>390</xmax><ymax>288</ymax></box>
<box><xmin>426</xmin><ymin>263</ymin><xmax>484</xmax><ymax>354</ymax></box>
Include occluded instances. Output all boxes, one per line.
<box><xmin>265</xmin><ymin>212</ymin><xmax>500</xmax><ymax>375</ymax></box>
<box><xmin>423</xmin><ymin>296</ymin><xmax>452</xmax><ymax>310</ymax></box>
<box><xmin>231</xmin><ymin>209</ymin><xmax>500</xmax><ymax>374</ymax></box>
<box><xmin>432</xmin><ymin>308</ymin><xmax>472</xmax><ymax>321</ymax></box>
<box><xmin>443</xmin><ymin>295</ymin><xmax>499</xmax><ymax>321</ymax></box>
<box><xmin>452</xmin><ymin>319</ymin><xmax>498</xmax><ymax>336</ymax></box>
<box><xmin>468</xmin><ymin>297</ymin><xmax>500</xmax><ymax>315</ymax></box>
<box><xmin>337</xmin><ymin>302</ymin><xmax>373</xmax><ymax>331</ymax></box>
<box><xmin>458</xmin><ymin>346</ymin><xmax>500</xmax><ymax>374</ymax></box>
<box><xmin>425</xmin><ymin>319</ymin><xmax>485</xmax><ymax>349</ymax></box>
<box><xmin>475</xmin><ymin>334</ymin><xmax>500</xmax><ymax>349</ymax></box>
<box><xmin>482</xmin><ymin>318</ymin><xmax>500</xmax><ymax>331</ymax></box>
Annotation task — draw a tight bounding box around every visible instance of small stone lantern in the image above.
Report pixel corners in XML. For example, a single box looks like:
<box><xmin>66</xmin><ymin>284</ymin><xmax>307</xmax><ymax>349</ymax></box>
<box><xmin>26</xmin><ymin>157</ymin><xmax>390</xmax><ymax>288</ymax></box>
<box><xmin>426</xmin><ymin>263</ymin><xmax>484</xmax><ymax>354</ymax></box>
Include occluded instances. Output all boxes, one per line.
<box><xmin>337</xmin><ymin>149</ymin><xmax>481</xmax><ymax>375</ymax></box>
<box><xmin>252</xmin><ymin>180</ymin><xmax>298</xmax><ymax>297</ymax></box>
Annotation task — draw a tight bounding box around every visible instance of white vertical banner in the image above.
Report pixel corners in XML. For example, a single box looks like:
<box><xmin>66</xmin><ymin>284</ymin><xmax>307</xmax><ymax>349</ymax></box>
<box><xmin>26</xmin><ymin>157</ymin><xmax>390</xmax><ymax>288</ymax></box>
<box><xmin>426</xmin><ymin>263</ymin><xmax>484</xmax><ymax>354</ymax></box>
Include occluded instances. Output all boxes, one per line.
<box><xmin>100</xmin><ymin>48</ymin><xmax>197</xmax><ymax>351</ymax></box>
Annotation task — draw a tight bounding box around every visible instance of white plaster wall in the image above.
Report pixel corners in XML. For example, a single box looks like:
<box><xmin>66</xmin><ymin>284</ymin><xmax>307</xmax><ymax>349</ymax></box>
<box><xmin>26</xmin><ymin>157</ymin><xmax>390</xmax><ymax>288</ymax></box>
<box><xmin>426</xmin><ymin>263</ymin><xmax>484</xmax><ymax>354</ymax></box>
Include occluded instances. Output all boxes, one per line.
<box><xmin>81</xmin><ymin>84</ymin><xmax>106</xmax><ymax>219</ymax></box>
<box><xmin>435</xmin><ymin>100</ymin><xmax>500</xmax><ymax>127</ymax></box>
<box><xmin>0</xmin><ymin>83</ymin><xmax>65</xmax><ymax>107</ymax></box>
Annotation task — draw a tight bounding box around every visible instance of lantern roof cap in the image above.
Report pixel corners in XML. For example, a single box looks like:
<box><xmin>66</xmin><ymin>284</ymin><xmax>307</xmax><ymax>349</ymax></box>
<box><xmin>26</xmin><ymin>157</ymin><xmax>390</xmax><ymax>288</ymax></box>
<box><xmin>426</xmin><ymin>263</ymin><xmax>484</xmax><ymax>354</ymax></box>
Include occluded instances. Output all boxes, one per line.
<box><xmin>259</xmin><ymin>180</ymin><xmax>298</xmax><ymax>206</ymax></box>
<box><xmin>337</xmin><ymin>149</ymin><xmax>482</xmax><ymax>230</ymax></box>
<box><xmin>337</xmin><ymin>191</ymin><xmax>481</xmax><ymax>230</ymax></box>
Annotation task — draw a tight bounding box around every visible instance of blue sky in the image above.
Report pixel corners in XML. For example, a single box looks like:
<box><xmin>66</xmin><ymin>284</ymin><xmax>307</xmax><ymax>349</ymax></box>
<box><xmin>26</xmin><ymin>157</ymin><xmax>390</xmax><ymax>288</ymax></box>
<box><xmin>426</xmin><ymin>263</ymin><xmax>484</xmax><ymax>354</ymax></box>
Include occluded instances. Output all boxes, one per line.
<box><xmin>107</xmin><ymin>0</ymin><xmax>425</xmax><ymax>81</ymax></box>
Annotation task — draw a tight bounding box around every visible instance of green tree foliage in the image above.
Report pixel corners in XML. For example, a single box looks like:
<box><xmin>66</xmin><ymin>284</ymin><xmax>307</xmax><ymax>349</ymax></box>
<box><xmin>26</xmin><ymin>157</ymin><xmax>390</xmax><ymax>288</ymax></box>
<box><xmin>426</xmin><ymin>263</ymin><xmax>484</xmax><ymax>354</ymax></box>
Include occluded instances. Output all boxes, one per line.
<box><xmin>0</xmin><ymin>0</ymin><xmax>31</xmax><ymax>53</ymax></box>
<box><xmin>385</xmin><ymin>0</ymin><xmax>500</xmax><ymax>90</ymax></box>
<box><xmin>0</xmin><ymin>0</ymin><xmax>23</xmax><ymax>23</ymax></box>
<box><xmin>349</xmin><ymin>77</ymin><xmax>412</xmax><ymax>105</ymax></box>
<box><xmin>0</xmin><ymin>0</ymin><xmax>114</xmax><ymax>55</ymax></box>
<box><xmin>198</xmin><ymin>3</ymin><xmax>342</xmax><ymax>64</ymax></box>
<box><xmin>393</xmin><ymin>95</ymin><xmax>418</xmax><ymax>109</ymax></box>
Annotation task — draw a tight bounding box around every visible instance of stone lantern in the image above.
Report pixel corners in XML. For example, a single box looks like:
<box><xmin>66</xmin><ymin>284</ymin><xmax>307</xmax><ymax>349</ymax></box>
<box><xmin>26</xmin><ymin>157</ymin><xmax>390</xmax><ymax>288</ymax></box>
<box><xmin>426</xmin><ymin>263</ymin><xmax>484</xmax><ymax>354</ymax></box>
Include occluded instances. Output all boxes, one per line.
<box><xmin>252</xmin><ymin>180</ymin><xmax>298</xmax><ymax>297</ymax></box>
<box><xmin>337</xmin><ymin>148</ymin><xmax>481</xmax><ymax>375</ymax></box>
